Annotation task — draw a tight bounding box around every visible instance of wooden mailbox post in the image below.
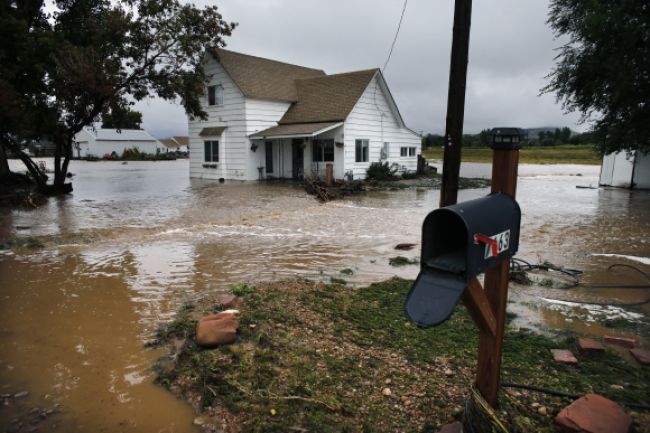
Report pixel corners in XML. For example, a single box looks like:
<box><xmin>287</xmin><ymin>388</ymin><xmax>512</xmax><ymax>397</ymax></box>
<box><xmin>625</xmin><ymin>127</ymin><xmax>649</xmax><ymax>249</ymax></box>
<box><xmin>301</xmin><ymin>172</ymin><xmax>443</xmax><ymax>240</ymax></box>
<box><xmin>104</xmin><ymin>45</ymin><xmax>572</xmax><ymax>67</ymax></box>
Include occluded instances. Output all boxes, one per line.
<box><xmin>465</xmin><ymin>129</ymin><xmax>522</xmax><ymax>407</ymax></box>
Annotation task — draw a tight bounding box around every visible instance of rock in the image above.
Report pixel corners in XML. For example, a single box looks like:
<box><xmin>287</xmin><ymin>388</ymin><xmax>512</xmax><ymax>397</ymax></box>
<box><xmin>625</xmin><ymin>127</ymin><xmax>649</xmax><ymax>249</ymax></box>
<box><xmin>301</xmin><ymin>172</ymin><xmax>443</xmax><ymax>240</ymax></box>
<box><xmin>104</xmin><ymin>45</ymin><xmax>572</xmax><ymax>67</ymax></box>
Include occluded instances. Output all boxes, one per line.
<box><xmin>554</xmin><ymin>394</ymin><xmax>632</xmax><ymax>433</ymax></box>
<box><xmin>629</xmin><ymin>348</ymin><xmax>650</xmax><ymax>364</ymax></box>
<box><xmin>551</xmin><ymin>349</ymin><xmax>578</xmax><ymax>365</ymax></box>
<box><xmin>382</xmin><ymin>387</ymin><xmax>392</xmax><ymax>397</ymax></box>
<box><xmin>531</xmin><ymin>402</ymin><xmax>541</xmax><ymax>409</ymax></box>
<box><xmin>196</xmin><ymin>310</ymin><xmax>240</xmax><ymax>347</ymax></box>
<box><xmin>577</xmin><ymin>338</ymin><xmax>605</xmax><ymax>355</ymax></box>
<box><xmin>216</xmin><ymin>294</ymin><xmax>238</xmax><ymax>309</ymax></box>
<box><xmin>14</xmin><ymin>391</ymin><xmax>29</xmax><ymax>398</ymax></box>
<box><xmin>538</xmin><ymin>406</ymin><xmax>548</xmax><ymax>416</ymax></box>
<box><xmin>193</xmin><ymin>416</ymin><xmax>206</xmax><ymax>426</ymax></box>
<box><xmin>444</xmin><ymin>368</ymin><xmax>454</xmax><ymax>377</ymax></box>
<box><xmin>395</xmin><ymin>243</ymin><xmax>416</xmax><ymax>251</ymax></box>
<box><xmin>610</xmin><ymin>384</ymin><xmax>624</xmax><ymax>390</ymax></box>
<box><xmin>603</xmin><ymin>335</ymin><xmax>637</xmax><ymax>349</ymax></box>
<box><xmin>384</xmin><ymin>378</ymin><xmax>391</xmax><ymax>384</ymax></box>
<box><xmin>435</xmin><ymin>421</ymin><xmax>461</xmax><ymax>433</ymax></box>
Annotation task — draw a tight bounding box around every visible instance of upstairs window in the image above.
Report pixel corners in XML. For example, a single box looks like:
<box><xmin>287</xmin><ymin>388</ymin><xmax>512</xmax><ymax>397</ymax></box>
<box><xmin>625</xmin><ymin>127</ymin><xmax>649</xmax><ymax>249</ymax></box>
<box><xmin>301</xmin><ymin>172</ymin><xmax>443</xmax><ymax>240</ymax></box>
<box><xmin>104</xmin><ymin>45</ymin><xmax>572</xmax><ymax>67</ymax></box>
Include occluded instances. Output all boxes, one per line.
<box><xmin>204</xmin><ymin>140</ymin><xmax>219</xmax><ymax>162</ymax></box>
<box><xmin>207</xmin><ymin>85</ymin><xmax>224</xmax><ymax>106</ymax></box>
<box><xmin>355</xmin><ymin>139</ymin><xmax>369</xmax><ymax>162</ymax></box>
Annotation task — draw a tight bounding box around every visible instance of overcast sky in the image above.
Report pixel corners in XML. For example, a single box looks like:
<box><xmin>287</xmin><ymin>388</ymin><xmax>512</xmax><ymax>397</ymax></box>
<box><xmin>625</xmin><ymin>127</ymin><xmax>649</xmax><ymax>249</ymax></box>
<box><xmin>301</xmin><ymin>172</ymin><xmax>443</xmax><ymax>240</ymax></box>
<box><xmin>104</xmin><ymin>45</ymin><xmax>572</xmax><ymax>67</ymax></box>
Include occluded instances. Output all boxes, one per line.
<box><xmin>135</xmin><ymin>0</ymin><xmax>585</xmax><ymax>138</ymax></box>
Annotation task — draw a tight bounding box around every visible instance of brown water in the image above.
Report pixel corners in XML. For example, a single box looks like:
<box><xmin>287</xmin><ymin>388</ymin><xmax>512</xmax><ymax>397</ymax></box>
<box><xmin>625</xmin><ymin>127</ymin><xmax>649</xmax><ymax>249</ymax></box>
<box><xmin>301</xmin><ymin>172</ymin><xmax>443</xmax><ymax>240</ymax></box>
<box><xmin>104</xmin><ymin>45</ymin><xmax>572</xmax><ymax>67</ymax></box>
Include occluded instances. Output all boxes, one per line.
<box><xmin>1</xmin><ymin>159</ymin><xmax>649</xmax><ymax>432</ymax></box>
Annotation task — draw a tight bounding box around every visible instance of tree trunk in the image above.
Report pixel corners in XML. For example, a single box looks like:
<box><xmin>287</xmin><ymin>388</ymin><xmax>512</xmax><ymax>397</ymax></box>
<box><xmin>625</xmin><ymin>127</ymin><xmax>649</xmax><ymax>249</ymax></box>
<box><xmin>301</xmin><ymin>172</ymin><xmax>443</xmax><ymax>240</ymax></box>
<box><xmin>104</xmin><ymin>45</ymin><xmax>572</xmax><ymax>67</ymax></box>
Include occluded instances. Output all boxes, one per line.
<box><xmin>50</xmin><ymin>133</ymin><xmax>74</xmax><ymax>195</ymax></box>
<box><xmin>0</xmin><ymin>142</ymin><xmax>10</xmax><ymax>177</ymax></box>
<box><xmin>0</xmin><ymin>137</ymin><xmax>48</xmax><ymax>190</ymax></box>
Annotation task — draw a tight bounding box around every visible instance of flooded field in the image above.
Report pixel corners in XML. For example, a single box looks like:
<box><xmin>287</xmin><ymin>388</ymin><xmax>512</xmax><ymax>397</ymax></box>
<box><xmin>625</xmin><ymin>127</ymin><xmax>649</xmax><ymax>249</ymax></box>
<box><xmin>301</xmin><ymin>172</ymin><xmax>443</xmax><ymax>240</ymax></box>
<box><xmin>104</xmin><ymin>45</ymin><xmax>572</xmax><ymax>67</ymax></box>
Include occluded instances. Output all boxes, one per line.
<box><xmin>1</xmin><ymin>158</ymin><xmax>649</xmax><ymax>432</ymax></box>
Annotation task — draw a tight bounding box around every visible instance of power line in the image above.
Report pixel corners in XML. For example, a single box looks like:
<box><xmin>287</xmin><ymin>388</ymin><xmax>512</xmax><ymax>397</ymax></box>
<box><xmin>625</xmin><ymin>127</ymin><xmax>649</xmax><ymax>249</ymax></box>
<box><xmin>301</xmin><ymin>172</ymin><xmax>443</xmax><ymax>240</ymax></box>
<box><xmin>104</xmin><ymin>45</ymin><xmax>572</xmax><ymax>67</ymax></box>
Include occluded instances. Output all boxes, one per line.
<box><xmin>382</xmin><ymin>0</ymin><xmax>408</xmax><ymax>73</ymax></box>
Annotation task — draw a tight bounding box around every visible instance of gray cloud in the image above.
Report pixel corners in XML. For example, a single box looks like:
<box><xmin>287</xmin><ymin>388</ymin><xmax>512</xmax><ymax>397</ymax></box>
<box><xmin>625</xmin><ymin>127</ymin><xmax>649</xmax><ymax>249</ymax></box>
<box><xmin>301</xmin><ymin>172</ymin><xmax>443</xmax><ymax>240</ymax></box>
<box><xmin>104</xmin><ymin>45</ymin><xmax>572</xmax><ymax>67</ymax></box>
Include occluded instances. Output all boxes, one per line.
<box><xmin>137</xmin><ymin>0</ymin><xmax>585</xmax><ymax>138</ymax></box>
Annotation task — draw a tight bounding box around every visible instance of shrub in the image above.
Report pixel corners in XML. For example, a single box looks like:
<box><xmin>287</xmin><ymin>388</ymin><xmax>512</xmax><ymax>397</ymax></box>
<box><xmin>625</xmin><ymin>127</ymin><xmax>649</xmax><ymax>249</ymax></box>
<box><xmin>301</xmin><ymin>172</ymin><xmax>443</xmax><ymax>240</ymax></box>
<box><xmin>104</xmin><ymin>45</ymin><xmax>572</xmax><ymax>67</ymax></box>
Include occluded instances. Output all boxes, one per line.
<box><xmin>366</xmin><ymin>161</ymin><xmax>399</xmax><ymax>181</ymax></box>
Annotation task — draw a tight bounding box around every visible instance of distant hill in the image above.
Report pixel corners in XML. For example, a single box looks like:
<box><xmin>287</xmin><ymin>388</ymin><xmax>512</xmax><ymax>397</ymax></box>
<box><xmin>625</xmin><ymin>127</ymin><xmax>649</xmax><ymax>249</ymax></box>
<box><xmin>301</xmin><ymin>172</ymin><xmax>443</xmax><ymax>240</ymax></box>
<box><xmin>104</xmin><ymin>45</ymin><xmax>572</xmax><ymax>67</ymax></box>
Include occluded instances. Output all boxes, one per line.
<box><xmin>525</xmin><ymin>127</ymin><xmax>575</xmax><ymax>139</ymax></box>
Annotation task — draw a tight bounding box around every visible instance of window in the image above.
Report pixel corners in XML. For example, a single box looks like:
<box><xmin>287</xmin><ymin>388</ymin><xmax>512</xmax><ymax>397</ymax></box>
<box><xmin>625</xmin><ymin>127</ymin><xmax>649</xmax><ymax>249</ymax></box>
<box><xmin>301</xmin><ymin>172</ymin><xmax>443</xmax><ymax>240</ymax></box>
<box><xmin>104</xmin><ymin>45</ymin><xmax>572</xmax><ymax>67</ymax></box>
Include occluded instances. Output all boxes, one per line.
<box><xmin>204</xmin><ymin>140</ymin><xmax>219</xmax><ymax>162</ymax></box>
<box><xmin>355</xmin><ymin>139</ymin><xmax>369</xmax><ymax>162</ymax></box>
<box><xmin>400</xmin><ymin>146</ymin><xmax>417</xmax><ymax>157</ymax></box>
<box><xmin>207</xmin><ymin>85</ymin><xmax>224</xmax><ymax>106</ymax></box>
<box><xmin>312</xmin><ymin>139</ymin><xmax>334</xmax><ymax>162</ymax></box>
<box><xmin>265</xmin><ymin>141</ymin><xmax>273</xmax><ymax>173</ymax></box>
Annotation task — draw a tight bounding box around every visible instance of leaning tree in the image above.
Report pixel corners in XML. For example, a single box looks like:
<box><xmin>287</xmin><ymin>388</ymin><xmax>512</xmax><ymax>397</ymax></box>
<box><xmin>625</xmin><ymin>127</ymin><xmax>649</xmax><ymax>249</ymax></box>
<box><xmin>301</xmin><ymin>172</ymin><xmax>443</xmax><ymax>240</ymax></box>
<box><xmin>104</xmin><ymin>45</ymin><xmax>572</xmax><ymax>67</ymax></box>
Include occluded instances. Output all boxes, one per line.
<box><xmin>543</xmin><ymin>0</ymin><xmax>650</xmax><ymax>154</ymax></box>
<box><xmin>0</xmin><ymin>0</ymin><xmax>235</xmax><ymax>194</ymax></box>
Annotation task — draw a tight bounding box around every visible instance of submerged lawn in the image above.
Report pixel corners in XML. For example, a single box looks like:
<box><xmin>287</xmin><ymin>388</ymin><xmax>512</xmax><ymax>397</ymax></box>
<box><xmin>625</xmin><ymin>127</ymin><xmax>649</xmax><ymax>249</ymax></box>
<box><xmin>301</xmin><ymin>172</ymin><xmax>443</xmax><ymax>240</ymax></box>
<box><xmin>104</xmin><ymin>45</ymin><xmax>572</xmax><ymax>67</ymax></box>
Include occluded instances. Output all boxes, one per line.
<box><xmin>153</xmin><ymin>278</ymin><xmax>649</xmax><ymax>433</ymax></box>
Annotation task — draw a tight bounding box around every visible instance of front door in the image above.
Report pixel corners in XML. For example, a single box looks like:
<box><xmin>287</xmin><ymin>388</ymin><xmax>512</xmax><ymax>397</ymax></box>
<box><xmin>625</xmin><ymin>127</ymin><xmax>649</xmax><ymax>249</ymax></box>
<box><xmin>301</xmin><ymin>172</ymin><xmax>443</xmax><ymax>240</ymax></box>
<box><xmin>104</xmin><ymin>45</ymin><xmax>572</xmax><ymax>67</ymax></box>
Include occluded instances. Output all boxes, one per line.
<box><xmin>291</xmin><ymin>139</ymin><xmax>304</xmax><ymax>179</ymax></box>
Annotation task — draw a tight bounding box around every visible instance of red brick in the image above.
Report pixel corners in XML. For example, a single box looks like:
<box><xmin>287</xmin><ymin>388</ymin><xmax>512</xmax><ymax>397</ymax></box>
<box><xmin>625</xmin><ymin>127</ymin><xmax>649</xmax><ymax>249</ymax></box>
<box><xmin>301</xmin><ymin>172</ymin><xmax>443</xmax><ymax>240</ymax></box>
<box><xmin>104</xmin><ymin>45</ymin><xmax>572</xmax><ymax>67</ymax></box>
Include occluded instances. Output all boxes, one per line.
<box><xmin>554</xmin><ymin>394</ymin><xmax>632</xmax><ymax>433</ymax></box>
<box><xmin>577</xmin><ymin>338</ymin><xmax>605</xmax><ymax>355</ymax></box>
<box><xmin>436</xmin><ymin>421</ymin><xmax>461</xmax><ymax>433</ymax></box>
<box><xmin>603</xmin><ymin>335</ymin><xmax>637</xmax><ymax>348</ymax></box>
<box><xmin>216</xmin><ymin>294</ymin><xmax>238</xmax><ymax>308</ymax></box>
<box><xmin>551</xmin><ymin>349</ymin><xmax>578</xmax><ymax>365</ymax></box>
<box><xmin>196</xmin><ymin>310</ymin><xmax>239</xmax><ymax>347</ymax></box>
<box><xmin>630</xmin><ymin>348</ymin><xmax>650</xmax><ymax>365</ymax></box>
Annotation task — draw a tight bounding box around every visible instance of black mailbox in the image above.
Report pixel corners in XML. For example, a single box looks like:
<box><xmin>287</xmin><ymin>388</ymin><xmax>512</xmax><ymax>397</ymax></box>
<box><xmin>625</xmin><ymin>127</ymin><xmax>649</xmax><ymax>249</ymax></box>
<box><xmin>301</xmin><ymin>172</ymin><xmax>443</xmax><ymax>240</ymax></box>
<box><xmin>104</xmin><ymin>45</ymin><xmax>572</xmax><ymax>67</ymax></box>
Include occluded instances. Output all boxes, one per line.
<box><xmin>405</xmin><ymin>192</ymin><xmax>521</xmax><ymax>327</ymax></box>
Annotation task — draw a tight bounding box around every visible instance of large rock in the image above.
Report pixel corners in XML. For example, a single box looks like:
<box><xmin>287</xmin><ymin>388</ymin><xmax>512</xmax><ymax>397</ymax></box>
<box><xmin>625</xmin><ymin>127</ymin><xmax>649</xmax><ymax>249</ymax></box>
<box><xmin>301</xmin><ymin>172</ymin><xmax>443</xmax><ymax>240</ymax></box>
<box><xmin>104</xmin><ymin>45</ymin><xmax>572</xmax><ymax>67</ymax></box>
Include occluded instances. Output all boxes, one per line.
<box><xmin>555</xmin><ymin>394</ymin><xmax>632</xmax><ymax>433</ymax></box>
<box><xmin>551</xmin><ymin>349</ymin><xmax>578</xmax><ymax>365</ymax></box>
<box><xmin>196</xmin><ymin>309</ymin><xmax>240</xmax><ymax>347</ymax></box>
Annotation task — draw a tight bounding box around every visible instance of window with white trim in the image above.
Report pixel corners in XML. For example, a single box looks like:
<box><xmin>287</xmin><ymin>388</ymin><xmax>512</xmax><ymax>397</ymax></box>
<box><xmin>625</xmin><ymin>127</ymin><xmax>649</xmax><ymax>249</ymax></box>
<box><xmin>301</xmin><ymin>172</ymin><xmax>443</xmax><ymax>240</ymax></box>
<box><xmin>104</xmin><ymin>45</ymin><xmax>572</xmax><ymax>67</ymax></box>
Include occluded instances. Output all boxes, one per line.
<box><xmin>355</xmin><ymin>139</ymin><xmax>369</xmax><ymax>162</ymax></box>
<box><xmin>312</xmin><ymin>139</ymin><xmax>334</xmax><ymax>162</ymax></box>
<box><xmin>204</xmin><ymin>140</ymin><xmax>219</xmax><ymax>162</ymax></box>
<box><xmin>207</xmin><ymin>85</ymin><xmax>224</xmax><ymax>106</ymax></box>
<box><xmin>400</xmin><ymin>146</ymin><xmax>416</xmax><ymax>157</ymax></box>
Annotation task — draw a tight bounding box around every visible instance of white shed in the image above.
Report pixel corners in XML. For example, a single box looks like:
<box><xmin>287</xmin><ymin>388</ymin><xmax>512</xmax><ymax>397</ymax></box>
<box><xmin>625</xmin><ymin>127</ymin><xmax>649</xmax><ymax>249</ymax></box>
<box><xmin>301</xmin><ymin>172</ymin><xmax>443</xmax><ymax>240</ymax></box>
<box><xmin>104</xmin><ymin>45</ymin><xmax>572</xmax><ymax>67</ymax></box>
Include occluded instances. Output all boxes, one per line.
<box><xmin>74</xmin><ymin>127</ymin><xmax>160</xmax><ymax>158</ymax></box>
<box><xmin>599</xmin><ymin>151</ymin><xmax>650</xmax><ymax>189</ymax></box>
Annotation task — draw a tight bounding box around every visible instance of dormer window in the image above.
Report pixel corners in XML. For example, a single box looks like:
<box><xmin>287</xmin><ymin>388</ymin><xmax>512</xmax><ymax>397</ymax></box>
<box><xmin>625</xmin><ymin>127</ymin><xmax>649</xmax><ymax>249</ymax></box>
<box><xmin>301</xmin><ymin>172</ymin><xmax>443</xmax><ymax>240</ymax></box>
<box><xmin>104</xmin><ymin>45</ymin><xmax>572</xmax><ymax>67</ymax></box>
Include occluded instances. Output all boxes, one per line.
<box><xmin>208</xmin><ymin>85</ymin><xmax>224</xmax><ymax>106</ymax></box>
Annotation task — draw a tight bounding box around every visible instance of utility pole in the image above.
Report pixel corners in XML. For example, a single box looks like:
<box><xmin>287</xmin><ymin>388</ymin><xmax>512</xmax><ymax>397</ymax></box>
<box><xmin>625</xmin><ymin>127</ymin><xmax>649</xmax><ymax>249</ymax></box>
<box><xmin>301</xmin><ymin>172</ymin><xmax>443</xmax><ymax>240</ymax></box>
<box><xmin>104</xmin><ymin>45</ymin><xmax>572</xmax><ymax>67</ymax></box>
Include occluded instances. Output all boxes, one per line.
<box><xmin>440</xmin><ymin>0</ymin><xmax>472</xmax><ymax>207</ymax></box>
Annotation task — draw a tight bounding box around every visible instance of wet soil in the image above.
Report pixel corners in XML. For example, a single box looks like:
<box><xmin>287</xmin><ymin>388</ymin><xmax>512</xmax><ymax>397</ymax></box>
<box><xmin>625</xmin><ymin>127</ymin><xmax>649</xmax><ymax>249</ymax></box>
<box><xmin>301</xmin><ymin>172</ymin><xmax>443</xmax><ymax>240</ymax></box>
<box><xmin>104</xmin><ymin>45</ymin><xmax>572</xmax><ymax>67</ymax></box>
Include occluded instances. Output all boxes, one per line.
<box><xmin>1</xmin><ymin>158</ymin><xmax>648</xmax><ymax>432</ymax></box>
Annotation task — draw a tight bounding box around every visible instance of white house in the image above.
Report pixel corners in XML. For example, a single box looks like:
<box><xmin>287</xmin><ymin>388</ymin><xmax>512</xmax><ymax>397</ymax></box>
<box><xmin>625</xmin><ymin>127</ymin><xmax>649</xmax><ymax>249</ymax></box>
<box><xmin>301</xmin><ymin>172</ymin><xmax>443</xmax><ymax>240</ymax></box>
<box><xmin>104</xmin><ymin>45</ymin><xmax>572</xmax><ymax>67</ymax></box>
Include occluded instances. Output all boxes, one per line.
<box><xmin>74</xmin><ymin>127</ymin><xmax>160</xmax><ymax>158</ymax></box>
<box><xmin>158</xmin><ymin>136</ymin><xmax>189</xmax><ymax>153</ymax></box>
<box><xmin>599</xmin><ymin>151</ymin><xmax>650</xmax><ymax>189</ymax></box>
<box><xmin>189</xmin><ymin>49</ymin><xmax>421</xmax><ymax>181</ymax></box>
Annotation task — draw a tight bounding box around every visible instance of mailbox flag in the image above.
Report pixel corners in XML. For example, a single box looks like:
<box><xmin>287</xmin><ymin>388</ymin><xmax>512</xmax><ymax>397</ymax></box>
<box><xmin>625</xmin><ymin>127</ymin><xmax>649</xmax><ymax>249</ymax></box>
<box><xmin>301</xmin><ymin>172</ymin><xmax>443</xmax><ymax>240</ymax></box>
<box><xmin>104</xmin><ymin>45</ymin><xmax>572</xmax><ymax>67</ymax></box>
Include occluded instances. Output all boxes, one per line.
<box><xmin>405</xmin><ymin>270</ymin><xmax>466</xmax><ymax>327</ymax></box>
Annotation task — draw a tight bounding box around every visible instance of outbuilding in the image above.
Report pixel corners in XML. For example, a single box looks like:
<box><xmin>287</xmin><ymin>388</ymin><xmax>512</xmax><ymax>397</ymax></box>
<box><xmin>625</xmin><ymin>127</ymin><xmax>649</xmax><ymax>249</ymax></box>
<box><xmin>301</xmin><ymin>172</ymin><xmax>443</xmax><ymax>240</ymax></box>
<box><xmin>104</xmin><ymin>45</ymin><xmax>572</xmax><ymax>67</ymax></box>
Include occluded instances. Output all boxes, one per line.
<box><xmin>599</xmin><ymin>151</ymin><xmax>650</xmax><ymax>189</ymax></box>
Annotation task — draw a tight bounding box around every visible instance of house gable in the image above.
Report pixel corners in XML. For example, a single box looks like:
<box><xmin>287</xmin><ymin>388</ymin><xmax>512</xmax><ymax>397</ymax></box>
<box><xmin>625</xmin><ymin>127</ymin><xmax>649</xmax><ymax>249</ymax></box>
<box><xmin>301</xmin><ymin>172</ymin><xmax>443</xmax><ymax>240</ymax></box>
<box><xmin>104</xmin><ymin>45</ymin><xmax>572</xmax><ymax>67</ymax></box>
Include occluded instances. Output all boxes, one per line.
<box><xmin>277</xmin><ymin>69</ymin><xmax>377</xmax><ymax>124</ymax></box>
<box><xmin>210</xmin><ymin>48</ymin><xmax>325</xmax><ymax>102</ymax></box>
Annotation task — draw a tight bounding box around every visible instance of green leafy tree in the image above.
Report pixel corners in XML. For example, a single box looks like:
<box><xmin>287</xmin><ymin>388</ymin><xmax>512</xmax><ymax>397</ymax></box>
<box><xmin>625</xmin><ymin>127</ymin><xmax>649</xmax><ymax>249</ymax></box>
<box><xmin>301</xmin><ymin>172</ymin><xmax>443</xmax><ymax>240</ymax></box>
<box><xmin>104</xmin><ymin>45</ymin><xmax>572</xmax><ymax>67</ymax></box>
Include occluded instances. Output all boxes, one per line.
<box><xmin>101</xmin><ymin>106</ymin><xmax>143</xmax><ymax>130</ymax></box>
<box><xmin>543</xmin><ymin>0</ymin><xmax>649</xmax><ymax>154</ymax></box>
<box><xmin>1</xmin><ymin>0</ymin><xmax>235</xmax><ymax>195</ymax></box>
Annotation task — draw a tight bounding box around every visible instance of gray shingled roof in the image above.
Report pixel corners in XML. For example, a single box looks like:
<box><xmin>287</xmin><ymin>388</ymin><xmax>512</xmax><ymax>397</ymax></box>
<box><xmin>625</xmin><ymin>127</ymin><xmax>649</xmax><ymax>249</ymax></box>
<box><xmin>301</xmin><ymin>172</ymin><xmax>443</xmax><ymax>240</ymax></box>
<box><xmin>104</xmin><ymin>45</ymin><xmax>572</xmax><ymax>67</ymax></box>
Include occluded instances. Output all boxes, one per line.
<box><xmin>211</xmin><ymin>48</ymin><xmax>326</xmax><ymax>102</ymax></box>
<box><xmin>278</xmin><ymin>69</ymin><xmax>378</xmax><ymax>125</ymax></box>
<box><xmin>250</xmin><ymin>122</ymin><xmax>342</xmax><ymax>139</ymax></box>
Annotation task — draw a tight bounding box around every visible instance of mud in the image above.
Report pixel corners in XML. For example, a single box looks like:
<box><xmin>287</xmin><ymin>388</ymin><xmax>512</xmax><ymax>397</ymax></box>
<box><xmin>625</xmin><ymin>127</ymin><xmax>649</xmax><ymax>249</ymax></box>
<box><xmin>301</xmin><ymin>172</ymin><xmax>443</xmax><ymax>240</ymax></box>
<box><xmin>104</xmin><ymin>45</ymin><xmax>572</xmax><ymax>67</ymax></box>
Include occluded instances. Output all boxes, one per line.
<box><xmin>1</xmin><ymin>158</ymin><xmax>648</xmax><ymax>432</ymax></box>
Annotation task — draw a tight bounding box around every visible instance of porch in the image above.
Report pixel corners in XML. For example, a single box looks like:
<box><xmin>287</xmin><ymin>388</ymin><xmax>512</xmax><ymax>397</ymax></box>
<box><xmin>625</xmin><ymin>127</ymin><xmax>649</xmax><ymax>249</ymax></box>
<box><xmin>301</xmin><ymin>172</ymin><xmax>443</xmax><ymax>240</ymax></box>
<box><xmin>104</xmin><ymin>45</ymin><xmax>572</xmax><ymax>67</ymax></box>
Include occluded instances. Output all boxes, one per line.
<box><xmin>250</xmin><ymin>122</ymin><xmax>345</xmax><ymax>180</ymax></box>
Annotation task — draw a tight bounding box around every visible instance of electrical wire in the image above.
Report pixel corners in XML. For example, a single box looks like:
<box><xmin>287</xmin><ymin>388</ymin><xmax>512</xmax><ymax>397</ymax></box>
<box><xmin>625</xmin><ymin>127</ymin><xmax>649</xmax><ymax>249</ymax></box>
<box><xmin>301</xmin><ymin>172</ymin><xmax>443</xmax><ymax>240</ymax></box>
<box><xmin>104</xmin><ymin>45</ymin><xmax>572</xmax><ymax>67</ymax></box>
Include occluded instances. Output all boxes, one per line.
<box><xmin>510</xmin><ymin>258</ymin><xmax>650</xmax><ymax>307</ymax></box>
<box><xmin>382</xmin><ymin>0</ymin><xmax>408</xmax><ymax>73</ymax></box>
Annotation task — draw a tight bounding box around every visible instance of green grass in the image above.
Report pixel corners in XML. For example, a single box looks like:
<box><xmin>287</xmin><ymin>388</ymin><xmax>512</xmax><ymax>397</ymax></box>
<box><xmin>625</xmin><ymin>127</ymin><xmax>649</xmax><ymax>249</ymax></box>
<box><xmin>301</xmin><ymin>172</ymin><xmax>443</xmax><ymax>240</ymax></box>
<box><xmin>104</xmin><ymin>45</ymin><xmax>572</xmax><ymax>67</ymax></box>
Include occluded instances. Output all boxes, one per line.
<box><xmin>154</xmin><ymin>279</ymin><xmax>650</xmax><ymax>433</ymax></box>
<box><xmin>423</xmin><ymin>145</ymin><xmax>602</xmax><ymax>165</ymax></box>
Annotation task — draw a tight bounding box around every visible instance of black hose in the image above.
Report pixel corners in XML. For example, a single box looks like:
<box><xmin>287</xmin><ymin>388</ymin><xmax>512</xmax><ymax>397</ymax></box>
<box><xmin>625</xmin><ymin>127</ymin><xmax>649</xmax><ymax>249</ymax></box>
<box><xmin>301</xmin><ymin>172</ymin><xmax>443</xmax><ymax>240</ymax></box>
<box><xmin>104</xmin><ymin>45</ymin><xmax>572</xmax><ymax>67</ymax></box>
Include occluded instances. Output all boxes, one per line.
<box><xmin>608</xmin><ymin>263</ymin><xmax>650</xmax><ymax>283</ymax></box>
<box><xmin>501</xmin><ymin>382</ymin><xmax>650</xmax><ymax>411</ymax></box>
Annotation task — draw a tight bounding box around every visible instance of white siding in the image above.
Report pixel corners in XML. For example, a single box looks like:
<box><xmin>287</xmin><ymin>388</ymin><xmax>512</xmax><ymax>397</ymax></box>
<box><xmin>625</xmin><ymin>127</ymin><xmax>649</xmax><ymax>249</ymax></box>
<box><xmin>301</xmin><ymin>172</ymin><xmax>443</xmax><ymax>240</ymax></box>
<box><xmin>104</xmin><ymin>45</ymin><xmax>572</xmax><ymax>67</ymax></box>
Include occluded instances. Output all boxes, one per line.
<box><xmin>245</xmin><ymin>99</ymin><xmax>291</xmax><ymax>178</ymax></box>
<box><xmin>632</xmin><ymin>152</ymin><xmax>650</xmax><ymax>189</ymax></box>
<box><xmin>599</xmin><ymin>151</ymin><xmax>635</xmax><ymax>188</ymax></box>
<box><xmin>343</xmin><ymin>74</ymin><xmax>421</xmax><ymax>179</ymax></box>
<box><xmin>189</xmin><ymin>56</ymin><xmax>248</xmax><ymax>180</ymax></box>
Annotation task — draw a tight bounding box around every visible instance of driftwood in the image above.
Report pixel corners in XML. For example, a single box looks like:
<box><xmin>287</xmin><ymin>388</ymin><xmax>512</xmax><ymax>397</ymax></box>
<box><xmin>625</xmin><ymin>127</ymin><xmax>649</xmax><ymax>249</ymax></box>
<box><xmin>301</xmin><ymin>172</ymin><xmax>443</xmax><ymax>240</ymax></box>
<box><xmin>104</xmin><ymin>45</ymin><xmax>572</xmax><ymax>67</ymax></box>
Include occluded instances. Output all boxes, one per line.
<box><xmin>304</xmin><ymin>177</ymin><xmax>365</xmax><ymax>202</ymax></box>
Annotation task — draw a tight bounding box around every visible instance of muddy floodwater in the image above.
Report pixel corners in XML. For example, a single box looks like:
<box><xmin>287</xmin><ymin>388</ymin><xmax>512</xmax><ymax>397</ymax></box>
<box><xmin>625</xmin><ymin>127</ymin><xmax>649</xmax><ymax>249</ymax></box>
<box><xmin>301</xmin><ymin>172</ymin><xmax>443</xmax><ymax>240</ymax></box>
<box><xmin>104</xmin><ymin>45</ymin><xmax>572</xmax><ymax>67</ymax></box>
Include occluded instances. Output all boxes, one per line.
<box><xmin>1</xmin><ymin>158</ymin><xmax>649</xmax><ymax>432</ymax></box>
